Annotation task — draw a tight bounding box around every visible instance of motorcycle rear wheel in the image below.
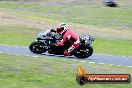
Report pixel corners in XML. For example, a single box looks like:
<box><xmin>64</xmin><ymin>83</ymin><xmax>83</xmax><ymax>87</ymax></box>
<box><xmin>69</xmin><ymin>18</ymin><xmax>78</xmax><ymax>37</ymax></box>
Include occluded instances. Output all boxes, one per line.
<box><xmin>29</xmin><ymin>41</ymin><xmax>47</xmax><ymax>54</ymax></box>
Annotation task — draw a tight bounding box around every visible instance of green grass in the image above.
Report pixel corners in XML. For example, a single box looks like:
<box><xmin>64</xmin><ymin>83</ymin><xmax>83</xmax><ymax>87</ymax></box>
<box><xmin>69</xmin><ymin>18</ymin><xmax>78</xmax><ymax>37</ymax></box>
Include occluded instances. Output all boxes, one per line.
<box><xmin>0</xmin><ymin>24</ymin><xmax>38</xmax><ymax>46</ymax></box>
<box><xmin>0</xmin><ymin>2</ymin><xmax>132</xmax><ymax>29</ymax></box>
<box><xmin>0</xmin><ymin>2</ymin><xmax>132</xmax><ymax>56</ymax></box>
<box><xmin>93</xmin><ymin>39</ymin><xmax>132</xmax><ymax>56</ymax></box>
<box><xmin>0</xmin><ymin>53</ymin><xmax>132</xmax><ymax>88</ymax></box>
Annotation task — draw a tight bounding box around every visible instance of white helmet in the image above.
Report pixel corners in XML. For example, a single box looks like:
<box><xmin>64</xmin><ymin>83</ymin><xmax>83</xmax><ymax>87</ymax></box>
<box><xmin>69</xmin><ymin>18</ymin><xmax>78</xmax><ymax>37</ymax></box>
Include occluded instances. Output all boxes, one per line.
<box><xmin>56</xmin><ymin>23</ymin><xmax>68</xmax><ymax>34</ymax></box>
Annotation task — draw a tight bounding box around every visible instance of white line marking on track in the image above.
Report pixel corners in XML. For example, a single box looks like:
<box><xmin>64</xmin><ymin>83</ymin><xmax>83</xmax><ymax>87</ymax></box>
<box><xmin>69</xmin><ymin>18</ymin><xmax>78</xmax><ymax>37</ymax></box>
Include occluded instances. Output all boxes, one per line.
<box><xmin>127</xmin><ymin>66</ymin><xmax>132</xmax><ymax>68</ymax></box>
<box><xmin>80</xmin><ymin>61</ymin><xmax>86</xmax><ymax>62</ymax></box>
<box><xmin>89</xmin><ymin>62</ymin><xmax>95</xmax><ymax>64</ymax></box>
<box><xmin>109</xmin><ymin>64</ymin><xmax>113</xmax><ymax>65</ymax></box>
<box><xmin>13</xmin><ymin>53</ymin><xmax>20</xmax><ymax>56</ymax></box>
<box><xmin>99</xmin><ymin>63</ymin><xmax>105</xmax><ymax>64</ymax></box>
<box><xmin>73</xmin><ymin>60</ymin><xmax>77</xmax><ymax>62</ymax></box>
<box><xmin>116</xmin><ymin>65</ymin><xmax>122</xmax><ymax>67</ymax></box>
<box><xmin>0</xmin><ymin>51</ymin><xmax>132</xmax><ymax>67</ymax></box>
<box><xmin>32</xmin><ymin>56</ymin><xmax>39</xmax><ymax>57</ymax></box>
<box><xmin>122</xmin><ymin>56</ymin><xmax>125</xmax><ymax>58</ymax></box>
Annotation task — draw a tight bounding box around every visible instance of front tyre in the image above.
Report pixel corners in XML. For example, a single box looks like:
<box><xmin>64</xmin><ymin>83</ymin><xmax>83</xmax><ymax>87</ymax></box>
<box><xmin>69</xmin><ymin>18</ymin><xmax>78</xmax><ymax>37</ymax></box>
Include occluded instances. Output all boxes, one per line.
<box><xmin>29</xmin><ymin>41</ymin><xmax>47</xmax><ymax>54</ymax></box>
<box><xmin>85</xmin><ymin>45</ymin><xmax>93</xmax><ymax>57</ymax></box>
<box><xmin>75</xmin><ymin>45</ymin><xmax>93</xmax><ymax>59</ymax></box>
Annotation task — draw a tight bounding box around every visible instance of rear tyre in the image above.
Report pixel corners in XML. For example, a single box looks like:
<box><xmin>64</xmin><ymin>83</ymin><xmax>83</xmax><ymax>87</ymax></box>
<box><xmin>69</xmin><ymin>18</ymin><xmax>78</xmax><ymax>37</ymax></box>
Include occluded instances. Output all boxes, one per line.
<box><xmin>29</xmin><ymin>41</ymin><xmax>47</xmax><ymax>54</ymax></box>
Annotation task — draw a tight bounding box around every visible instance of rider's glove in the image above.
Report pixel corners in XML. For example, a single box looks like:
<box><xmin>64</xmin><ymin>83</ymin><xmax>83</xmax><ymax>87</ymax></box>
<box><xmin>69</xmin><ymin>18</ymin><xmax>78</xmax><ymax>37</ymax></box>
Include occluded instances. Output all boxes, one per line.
<box><xmin>52</xmin><ymin>43</ymin><xmax>58</xmax><ymax>46</ymax></box>
<box><xmin>57</xmin><ymin>42</ymin><xmax>63</xmax><ymax>46</ymax></box>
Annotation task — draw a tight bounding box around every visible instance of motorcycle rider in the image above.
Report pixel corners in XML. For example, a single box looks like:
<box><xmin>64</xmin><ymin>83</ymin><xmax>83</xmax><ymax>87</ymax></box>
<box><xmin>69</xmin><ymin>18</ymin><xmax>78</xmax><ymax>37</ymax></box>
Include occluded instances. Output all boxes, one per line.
<box><xmin>56</xmin><ymin>23</ymin><xmax>80</xmax><ymax>56</ymax></box>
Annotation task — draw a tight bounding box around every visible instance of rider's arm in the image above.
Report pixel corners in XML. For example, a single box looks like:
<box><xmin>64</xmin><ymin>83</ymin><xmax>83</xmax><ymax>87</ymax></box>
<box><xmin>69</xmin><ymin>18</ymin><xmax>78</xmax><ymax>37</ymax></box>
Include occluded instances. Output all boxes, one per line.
<box><xmin>57</xmin><ymin>35</ymin><xmax>67</xmax><ymax>46</ymax></box>
<box><xmin>50</xmin><ymin>29</ymin><xmax>56</xmax><ymax>33</ymax></box>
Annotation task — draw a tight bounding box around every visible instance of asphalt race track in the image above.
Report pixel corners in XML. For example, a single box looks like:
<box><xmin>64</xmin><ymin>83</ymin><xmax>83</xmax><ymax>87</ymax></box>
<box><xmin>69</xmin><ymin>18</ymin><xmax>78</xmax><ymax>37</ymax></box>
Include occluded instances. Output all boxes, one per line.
<box><xmin>0</xmin><ymin>45</ymin><xmax>132</xmax><ymax>67</ymax></box>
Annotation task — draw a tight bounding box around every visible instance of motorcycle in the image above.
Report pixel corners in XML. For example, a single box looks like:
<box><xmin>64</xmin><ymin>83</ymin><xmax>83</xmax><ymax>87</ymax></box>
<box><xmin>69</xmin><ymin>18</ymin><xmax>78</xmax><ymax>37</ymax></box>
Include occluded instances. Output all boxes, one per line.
<box><xmin>29</xmin><ymin>29</ymin><xmax>95</xmax><ymax>59</ymax></box>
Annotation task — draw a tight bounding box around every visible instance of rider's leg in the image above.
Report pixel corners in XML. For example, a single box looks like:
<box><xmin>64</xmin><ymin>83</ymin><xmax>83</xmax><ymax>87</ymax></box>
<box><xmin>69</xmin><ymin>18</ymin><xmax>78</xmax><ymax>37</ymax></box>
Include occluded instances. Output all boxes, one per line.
<box><xmin>64</xmin><ymin>43</ymin><xmax>80</xmax><ymax>56</ymax></box>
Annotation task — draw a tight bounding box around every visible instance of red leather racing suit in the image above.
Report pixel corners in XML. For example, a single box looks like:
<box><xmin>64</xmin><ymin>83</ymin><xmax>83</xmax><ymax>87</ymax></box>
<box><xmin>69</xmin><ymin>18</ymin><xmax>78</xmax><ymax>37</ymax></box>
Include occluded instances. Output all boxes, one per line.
<box><xmin>57</xmin><ymin>28</ymin><xmax>80</xmax><ymax>56</ymax></box>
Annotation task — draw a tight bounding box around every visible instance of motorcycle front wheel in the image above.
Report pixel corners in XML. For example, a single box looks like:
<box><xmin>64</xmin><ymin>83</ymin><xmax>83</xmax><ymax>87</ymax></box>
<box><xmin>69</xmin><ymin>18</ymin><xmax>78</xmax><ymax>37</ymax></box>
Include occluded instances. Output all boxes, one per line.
<box><xmin>74</xmin><ymin>45</ymin><xmax>93</xmax><ymax>59</ymax></box>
